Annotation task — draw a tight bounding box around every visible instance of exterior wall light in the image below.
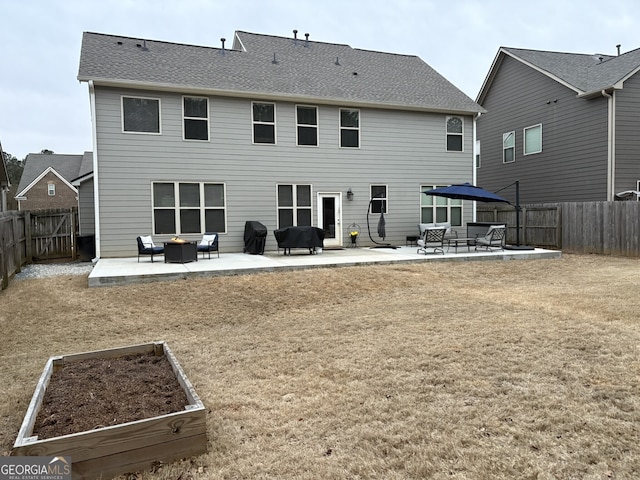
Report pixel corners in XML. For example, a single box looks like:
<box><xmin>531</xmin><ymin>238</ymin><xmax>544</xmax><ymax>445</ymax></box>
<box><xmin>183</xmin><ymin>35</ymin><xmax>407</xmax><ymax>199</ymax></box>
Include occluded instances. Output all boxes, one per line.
<box><xmin>347</xmin><ymin>188</ymin><xmax>354</xmax><ymax>201</ymax></box>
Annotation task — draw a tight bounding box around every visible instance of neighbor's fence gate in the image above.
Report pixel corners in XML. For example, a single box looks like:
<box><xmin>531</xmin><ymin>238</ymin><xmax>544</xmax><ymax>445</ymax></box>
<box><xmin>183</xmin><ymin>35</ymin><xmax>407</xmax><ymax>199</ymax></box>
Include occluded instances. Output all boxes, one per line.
<box><xmin>477</xmin><ymin>201</ymin><xmax>640</xmax><ymax>256</ymax></box>
<box><xmin>0</xmin><ymin>208</ymin><xmax>78</xmax><ymax>290</ymax></box>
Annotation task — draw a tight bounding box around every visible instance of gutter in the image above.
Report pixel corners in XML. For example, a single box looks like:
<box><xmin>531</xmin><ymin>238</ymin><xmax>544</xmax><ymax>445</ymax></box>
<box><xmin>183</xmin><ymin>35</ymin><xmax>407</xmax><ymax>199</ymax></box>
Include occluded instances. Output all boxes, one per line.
<box><xmin>601</xmin><ymin>89</ymin><xmax>615</xmax><ymax>201</ymax></box>
<box><xmin>472</xmin><ymin>112</ymin><xmax>481</xmax><ymax>223</ymax></box>
<box><xmin>89</xmin><ymin>80</ymin><xmax>101</xmax><ymax>260</ymax></box>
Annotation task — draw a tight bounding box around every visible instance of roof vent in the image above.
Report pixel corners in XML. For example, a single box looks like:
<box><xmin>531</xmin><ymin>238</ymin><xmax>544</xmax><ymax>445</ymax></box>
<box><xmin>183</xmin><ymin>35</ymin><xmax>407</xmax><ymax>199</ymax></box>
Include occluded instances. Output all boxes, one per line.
<box><xmin>272</xmin><ymin>52</ymin><xmax>278</xmax><ymax>64</ymax></box>
<box><xmin>117</xmin><ymin>41</ymin><xmax>123</xmax><ymax>46</ymax></box>
<box><xmin>136</xmin><ymin>40</ymin><xmax>148</xmax><ymax>51</ymax></box>
<box><xmin>304</xmin><ymin>33</ymin><xmax>309</xmax><ymax>47</ymax></box>
<box><xmin>293</xmin><ymin>29</ymin><xmax>298</xmax><ymax>45</ymax></box>
<box><xmin>220</xmin><ymin>38</ymin><xmax>226</xmax><ymax>55</ymax></box>
<box><xmin>617</xmin><ymin>44</ymin><xmax>621</xmax><ymax>56</ymax></box>
<box><xmin>335</xmin><ymin>56</ymin><xmax>340</xmax><ymax>66</ymax></box>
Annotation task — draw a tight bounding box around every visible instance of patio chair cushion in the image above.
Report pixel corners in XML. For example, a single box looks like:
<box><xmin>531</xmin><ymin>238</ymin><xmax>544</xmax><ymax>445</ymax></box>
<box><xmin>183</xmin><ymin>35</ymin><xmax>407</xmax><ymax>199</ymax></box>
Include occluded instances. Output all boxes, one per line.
<box><xmin>139</xmin><ymin>235</ymin><xmax>156</xmax><ymax>248</ymax></box>
<box><xmin>198</xmin><ymin>233</ymin><xmax>217</xmax><ymax>248</ymax></box>
<box><xmin>419</xmin><ymin>222</ymin><xmax>457</xmax><ymax>239</ymax></box>
<box><xmin>417</xmin><ymin>227</ymin><xmax>446</xmax><ymax>255</ymax></box>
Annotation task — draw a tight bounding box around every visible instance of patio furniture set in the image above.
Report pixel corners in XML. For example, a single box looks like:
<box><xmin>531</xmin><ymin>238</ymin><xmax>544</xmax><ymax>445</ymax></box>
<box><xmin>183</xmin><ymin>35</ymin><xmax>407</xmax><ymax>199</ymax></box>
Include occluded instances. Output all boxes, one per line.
<box><xmin>136</xmin><ymin>233</ymin><xmax>219</xmax><ymax>263</ymax></box>
<box><xmin>416</xmin><ymin>222</ymin><xmax>507</xmax><ymax>255</ymax></box>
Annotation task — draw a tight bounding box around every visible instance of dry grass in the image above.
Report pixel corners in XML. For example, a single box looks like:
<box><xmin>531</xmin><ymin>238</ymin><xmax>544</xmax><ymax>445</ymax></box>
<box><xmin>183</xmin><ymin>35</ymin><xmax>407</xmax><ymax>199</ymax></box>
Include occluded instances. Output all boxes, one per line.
<box><xmin>1</xmin><ymin>253</ymin><xmax>639</xmax><ymax>479</ymax></box>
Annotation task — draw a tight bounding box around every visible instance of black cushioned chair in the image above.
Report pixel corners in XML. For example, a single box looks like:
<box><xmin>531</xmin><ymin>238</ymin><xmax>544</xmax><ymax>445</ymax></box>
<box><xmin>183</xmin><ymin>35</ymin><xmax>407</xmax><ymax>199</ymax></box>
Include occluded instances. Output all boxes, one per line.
<box><xmin>137</xmin><ymin>235</ymin><xmax>164</xmax><ymax>262</ymax></box>
<box><xmin>197</xmin><ymin>232</ymin><xmax>219</xmax><ymax>259</ymax></box>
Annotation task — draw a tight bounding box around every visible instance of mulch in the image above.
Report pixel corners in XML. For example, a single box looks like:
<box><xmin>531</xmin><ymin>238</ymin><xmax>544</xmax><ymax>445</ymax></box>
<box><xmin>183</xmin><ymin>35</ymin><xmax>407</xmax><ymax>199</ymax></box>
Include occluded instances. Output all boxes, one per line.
<box><xmin>33</xmin><ymin>353</ymin><xmax>189</xmax><ymax>439</ymax></box>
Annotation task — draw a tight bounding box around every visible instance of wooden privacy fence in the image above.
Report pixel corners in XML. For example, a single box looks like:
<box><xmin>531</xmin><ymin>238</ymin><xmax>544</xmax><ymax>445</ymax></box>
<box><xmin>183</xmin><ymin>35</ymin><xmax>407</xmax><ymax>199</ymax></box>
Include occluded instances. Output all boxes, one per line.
<box><xmin>477</xmin><ymin>201</ymin><xmax>640</xmax><ymax>256</ymax></box>
<box><xmin>0</xmin><ymin>208</ymin><xmax>78</xmax><ymax>290</ymax></box>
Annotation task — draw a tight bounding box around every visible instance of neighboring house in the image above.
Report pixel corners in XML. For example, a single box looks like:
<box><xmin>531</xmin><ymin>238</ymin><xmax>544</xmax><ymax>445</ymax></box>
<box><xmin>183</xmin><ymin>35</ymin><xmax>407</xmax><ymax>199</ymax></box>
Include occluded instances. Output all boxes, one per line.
<box><xmin>0</xmin><ymin>141</ymin><xmax>10</xmax><ymax>212</ymax></box>
<box><xmin>476</xmin><ymin>46</ymin><xmax>640</xmax><ymax>203</ymax></box>
<box><xmin>77</xmin><ymin>30</ymin><xmax>484</xmax><ymax>257</ymax></box>
<box><xmin>15</xmin><ymin>152</ymin><xmax>93</xmax><ymax>213</ymax></box>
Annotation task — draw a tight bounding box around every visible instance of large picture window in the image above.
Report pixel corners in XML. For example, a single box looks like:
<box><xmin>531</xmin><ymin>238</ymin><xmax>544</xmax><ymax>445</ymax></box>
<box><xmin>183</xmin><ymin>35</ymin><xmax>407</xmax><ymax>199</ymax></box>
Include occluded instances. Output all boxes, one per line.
<box><xmin>122</xmin><ymin>96</ymin><xmax>160</xmax><ymax>133</ymax></box>
<box><xmin>340</xmin><ymin>108</ymin><xmax>359</xmax><ymax>148</ymax></box>
<box><xmin>152</xmin><ymin>182</ymin><xmax>226</xmax><ymax>235</ymax></box>
<box><xmin>503</xmin><ymin>131</ymin><xmax>515</xmax><ymax>163</ymax></box>
<box><xmin>446</xmin><ymin>116</ymin><xmax>463</xmax><ymax>152</ymax></box>
<box><xmin>370</xmin><ymin>185</ymin><xmax>387</xmax><ymax>214</ymax></box>
<box><xmin>277</xmin><ymin>184</ymin><xmax>312</xmax><ymax>228</ymax></box>
<box><xmin>183</xmin><ymin>96</ymin><xmax>209</xmax><ymax>141</ymax></box>
<box><xmin>524</xmin><ymin>124</ymin><xmax>542</xmax><ymax>155</ymax></box>
<box><xmin>252</xmin><ymin>102</ymin><xmax>276</xmax><ymax>144</ymax></box>
<box><xmin>421</xmin><ymin>185</ymin><xmax>462</xmax><ymax>226</ymax></box>
<box><xmin>296</xmin><ymin>105</ymin><xmax>318</xmax><ymax>146</ymax></box>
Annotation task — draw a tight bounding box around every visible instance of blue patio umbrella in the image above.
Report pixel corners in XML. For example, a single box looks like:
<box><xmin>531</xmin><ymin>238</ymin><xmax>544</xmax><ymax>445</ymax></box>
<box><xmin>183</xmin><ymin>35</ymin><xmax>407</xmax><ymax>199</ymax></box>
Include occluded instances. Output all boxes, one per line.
<box><xmin>422</xmin><ymin>183</ymin><xmax>510</xmax><ymax>204</ymax></box>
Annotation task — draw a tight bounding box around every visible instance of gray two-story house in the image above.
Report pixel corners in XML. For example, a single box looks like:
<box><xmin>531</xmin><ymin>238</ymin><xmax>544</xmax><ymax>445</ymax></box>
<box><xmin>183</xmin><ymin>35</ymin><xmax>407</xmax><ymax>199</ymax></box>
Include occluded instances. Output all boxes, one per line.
<box><xmin>476</xmin><ymin>46</ymin><xmax>640</xmax><ymax>204</ymax></box>
<box><xmin>78</xmin><ymin>30</ymin><xmax>483</xmax><ymax>257</ymax></box>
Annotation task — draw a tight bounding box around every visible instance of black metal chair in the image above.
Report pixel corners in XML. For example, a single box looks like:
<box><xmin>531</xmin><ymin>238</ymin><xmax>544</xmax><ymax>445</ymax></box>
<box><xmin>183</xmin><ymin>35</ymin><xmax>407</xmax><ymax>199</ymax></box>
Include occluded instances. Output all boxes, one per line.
<box><xmin>136</xmin><ymin>236</ymin><xmax>164</xmax><ymax>262</ymax></box>
<box><xmin>197</xmin><ymin>232</ymin><xmax>219</xmax><ymax>259</ymax></box>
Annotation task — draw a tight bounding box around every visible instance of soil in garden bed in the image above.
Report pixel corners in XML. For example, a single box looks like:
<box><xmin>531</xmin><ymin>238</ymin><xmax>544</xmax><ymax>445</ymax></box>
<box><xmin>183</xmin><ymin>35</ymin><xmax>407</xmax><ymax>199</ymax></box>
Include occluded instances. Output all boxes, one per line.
<box><xmin>33</xmin><ymin>353</ymin><xmax>190</xmax><ymax>439</ymax></box>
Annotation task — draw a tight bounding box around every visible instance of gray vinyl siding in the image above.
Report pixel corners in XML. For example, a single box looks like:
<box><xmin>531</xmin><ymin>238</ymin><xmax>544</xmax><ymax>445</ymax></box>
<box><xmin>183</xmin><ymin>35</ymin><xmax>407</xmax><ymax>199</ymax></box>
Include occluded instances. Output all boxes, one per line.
<box><xmin>94</xmin><ymin>86</ymin><xmax>475</xmax><ymax>256</ymax></box>
<box><xmin>477</xmin><ymin>55</ymin><xmax>609</xmax><ymax>203</ymax></box>
<box><xmin>78</xmin><ymin>179</ymin><xmax>95</xmax><ymax>235</ymax></box>
<box><xmin>614</xmin><ymin>71</ymin><xmax>640</xmax><ymax>194</ymax></box>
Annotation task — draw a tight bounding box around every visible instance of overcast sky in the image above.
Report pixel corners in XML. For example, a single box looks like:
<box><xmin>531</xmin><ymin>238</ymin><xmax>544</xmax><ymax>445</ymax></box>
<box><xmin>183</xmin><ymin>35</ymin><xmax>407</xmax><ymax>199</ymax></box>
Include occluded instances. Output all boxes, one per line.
<box><xmin>2</xmin><ymin>0</ymin><xmax>639</xmax><ymax>160</ymax></box>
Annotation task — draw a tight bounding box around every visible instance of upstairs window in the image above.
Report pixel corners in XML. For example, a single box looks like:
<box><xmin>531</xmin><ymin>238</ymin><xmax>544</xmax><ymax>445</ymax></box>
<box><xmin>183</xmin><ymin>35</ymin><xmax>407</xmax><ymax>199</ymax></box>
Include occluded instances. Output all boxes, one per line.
<box><xmin>47</xmin><ymin>183</ymin><xmax>55</xmax><ymax>196</ymax></box>
<box><xmin>340</xmin><ymin>109</ymin><xmax>360</xmax><ymax>148</ymax></box>
<box><xmin>183</xmin><ymin>96</ymin><xmax>209</xmax><ymax>141</ymax></box>
<box><xmin>421</xmin><ymin>185</ymin><xmax>462</xmax><ymax>226</ymax></box>
<box><xmin>446</xmin><ymin>116</ymin><xmax>463</xmax><ymax>151</ymax></box>
<box><xmin>277</xmin><ymin>184</ymin><xmax>312</xmax><ymax>228</ymax></box>
<box><xmin>297</xmin><ymin>106</ymin><xmax>318</xmax><ymax>146</ymax></box>
<box><xmin>252</xmin><ymin>102</ymin><xmax>276</xmax><ymax>144</ymax></box>
<box><xmin>524</xmin><ymin>124</ymin><xmax>542</xmax><ymax>155</ymax></box>
<box><xmin>503</xmin><ymin>131</ymin><xmax>515</xmax><ymax>163</ymax></box>
<box><xmin>122</xmin><ymin>96</ymin><xmax>160</xmax><ymax>134</ymax></box>
<box><xmin>370</xmin><ymin>185</ymin><xmax>388</xmax><ymax>214</ymax></box>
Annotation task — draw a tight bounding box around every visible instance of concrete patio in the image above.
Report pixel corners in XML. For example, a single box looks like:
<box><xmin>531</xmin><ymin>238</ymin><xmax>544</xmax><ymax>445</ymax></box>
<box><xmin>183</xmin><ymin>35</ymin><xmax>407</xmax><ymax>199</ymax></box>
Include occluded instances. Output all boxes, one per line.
<box><xmin>88</xmin><ymin>245</ymin><xmax>561</xmax><ymax>287</ymax></box>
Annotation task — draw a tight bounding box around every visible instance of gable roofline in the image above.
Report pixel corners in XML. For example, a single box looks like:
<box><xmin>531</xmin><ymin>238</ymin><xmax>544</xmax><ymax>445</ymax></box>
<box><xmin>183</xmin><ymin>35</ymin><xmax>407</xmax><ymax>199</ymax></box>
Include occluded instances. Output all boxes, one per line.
<box><xmin>476</xmin><ymin>47</ymin><xmax>583</xmax><ymax>104</ymax></box>
<box><xmin>478</xmin><ymin>45</ymin><xmax>640</xmax><ymax>104</ymax></box>
<box><xmin>15</xmin><ymin>166</ymin><xmax>78</xmax><ymax>198</ymax></box>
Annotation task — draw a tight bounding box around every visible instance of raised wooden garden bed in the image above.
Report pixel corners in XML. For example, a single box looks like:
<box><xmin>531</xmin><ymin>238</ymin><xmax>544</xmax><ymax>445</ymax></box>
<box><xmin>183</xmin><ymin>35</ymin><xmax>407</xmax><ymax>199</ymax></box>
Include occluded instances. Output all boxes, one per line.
<box><xmin>12</xmin><ymin>341</ymin><xmax>207</xmax><ymax>479</ymax></box>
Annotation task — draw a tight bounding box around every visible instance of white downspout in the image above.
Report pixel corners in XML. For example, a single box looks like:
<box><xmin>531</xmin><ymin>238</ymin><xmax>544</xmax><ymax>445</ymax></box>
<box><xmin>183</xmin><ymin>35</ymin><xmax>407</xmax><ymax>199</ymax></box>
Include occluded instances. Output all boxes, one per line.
<box><xmin>88</xmin><ymin>81</ymin><xmax>101</xmax><ymax>260</ymax></box>
<box><xmin>472</xmin><ymin>112</ymin><xmax>481</xmax><ymax>222</ymax></box>
<box><xmin>601</xmin><ymin>90</ymin><xmax>615</xmax><ymax>200</ymax></box>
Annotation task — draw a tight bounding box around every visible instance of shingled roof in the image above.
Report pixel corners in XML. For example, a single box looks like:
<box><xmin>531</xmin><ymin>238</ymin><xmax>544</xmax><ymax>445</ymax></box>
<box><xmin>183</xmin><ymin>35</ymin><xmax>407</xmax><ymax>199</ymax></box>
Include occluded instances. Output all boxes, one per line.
<box><xmin>78</xmin><ymin>30</ymin><xmax>483</xmax><ymax>114</ymax></box>
<box><xmin>478</xmin><ymin>46</ymin><xmax>640</xmax><ymax>102</ymax></box>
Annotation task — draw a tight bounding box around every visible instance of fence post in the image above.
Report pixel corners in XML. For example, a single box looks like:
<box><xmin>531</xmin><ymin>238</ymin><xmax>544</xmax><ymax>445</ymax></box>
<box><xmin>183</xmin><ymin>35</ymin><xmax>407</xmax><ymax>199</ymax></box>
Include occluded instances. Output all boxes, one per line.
<box><xmin>24</xmin><ymin>211</ymin><xmax>32</xmax><ymax>262</ymax></box>
<box><xmin>0</xmin><ymin>218</ymin><xmax>8</xmax><ymax>290</ymax></box>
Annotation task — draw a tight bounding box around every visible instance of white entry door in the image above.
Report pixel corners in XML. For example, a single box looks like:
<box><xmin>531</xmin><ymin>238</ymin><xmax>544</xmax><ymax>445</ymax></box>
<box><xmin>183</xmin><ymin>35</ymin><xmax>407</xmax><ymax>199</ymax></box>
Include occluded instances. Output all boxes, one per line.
<box><xmin>317</xmin><ymin>193</ymin><xmax>342</xmax><ymax>248</ymax></box>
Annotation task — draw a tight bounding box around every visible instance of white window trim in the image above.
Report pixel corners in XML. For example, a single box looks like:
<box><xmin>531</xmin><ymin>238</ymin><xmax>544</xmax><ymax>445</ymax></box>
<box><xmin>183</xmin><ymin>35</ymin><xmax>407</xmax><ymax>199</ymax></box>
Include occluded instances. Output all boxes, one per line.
<box><xmin>152</xmin><ymin>181</ymin><xmax>227</xmax><ymax>235</ymax></box>
<box><xmin>503</xmin><ymin>131</ymin><xmax>515</xmax><ymax>164</ymax></box>
<box><xmin>182</xmin><ymin>95</ymin><xmax>210</xmax><ymax>142</ymax></box>
<box><xmin>420</xmin><ymin>184</ymin><xmax>463</xmax><ymax>227</ymax></box>
<box><xmin>296</xmin><ymin>104</ymin><xmax>319</xmax><ymax>147</ymax></box>
<box><xmin>446</xmin><ymin>116</ymin><xmax>464</xmax><ymax>152</ymax></box>
<box><xmin>251</xmin><ymin>101</ymin><xmax>277</xmax><ymax>145</ymax></box>
<box><xmin>47</xmin><ymin>183</ymin><xmax>55</xmax><ymax>196</ymax></box>
<box><xmin>523</xmin><ymin>123</ymin><xmax>543</xmax><ymax>155</ymax></box>
<box><xmin>370</xmin><ymin>184</ymin><xmax>388</xmax><ymax>214</ymax></box>
<box><xmin>121</xmin><ymin>95</ymin><xmax>162</xmax><ymax>135</ymax></box>
<box><xmin>276</xmin><ymin>183</ymin><xmax>313</xmax><ymax>228</ymax></box>
<box><xmin>339</xmin><ymin>108</ymin><xmax>360</xmax><ymax>149</ymax></box>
